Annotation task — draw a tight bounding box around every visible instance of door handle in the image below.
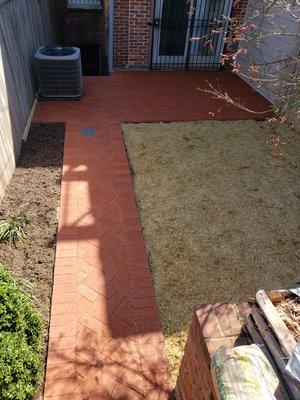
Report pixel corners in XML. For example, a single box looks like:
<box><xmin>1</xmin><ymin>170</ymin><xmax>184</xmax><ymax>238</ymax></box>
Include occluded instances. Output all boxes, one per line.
<box><xmin>148</xmin><ymin>19</ymin><xmax>160</xmax><ymax>27</ymax></box>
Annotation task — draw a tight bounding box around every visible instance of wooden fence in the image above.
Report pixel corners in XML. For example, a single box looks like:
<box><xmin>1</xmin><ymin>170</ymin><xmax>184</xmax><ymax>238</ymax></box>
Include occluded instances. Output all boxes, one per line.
<box><xmin>0</xmin><ymin>0</ymin><xmax>56</xmax><ymax>199</ymax></box>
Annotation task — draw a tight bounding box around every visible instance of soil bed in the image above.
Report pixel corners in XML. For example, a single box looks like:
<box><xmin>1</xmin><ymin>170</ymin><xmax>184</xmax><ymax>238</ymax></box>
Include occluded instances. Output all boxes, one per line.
<box><xmin>0</xmin><ymin>123</ymin><xmax>65</xmax><ymax>395</ymax></box>
<box><xmin>123</xmin><ymin>120</ymin><xmax>300</xmax><ymax>380</ymax></box>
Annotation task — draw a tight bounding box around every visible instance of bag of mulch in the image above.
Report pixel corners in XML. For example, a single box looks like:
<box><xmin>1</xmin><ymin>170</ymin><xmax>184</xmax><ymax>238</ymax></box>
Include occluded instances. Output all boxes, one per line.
<box><xmin>211</xmin><ymin>344</ymin><xmax>289</xmax><ymax>400</ymax></box>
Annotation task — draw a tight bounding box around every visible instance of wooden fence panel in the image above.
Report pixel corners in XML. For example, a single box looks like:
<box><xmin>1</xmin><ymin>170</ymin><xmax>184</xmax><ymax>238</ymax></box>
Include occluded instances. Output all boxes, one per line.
<box><xmin>0</xmin><ymin>0</ymin><xmax>56</xmax><ymax>199</ymax></box>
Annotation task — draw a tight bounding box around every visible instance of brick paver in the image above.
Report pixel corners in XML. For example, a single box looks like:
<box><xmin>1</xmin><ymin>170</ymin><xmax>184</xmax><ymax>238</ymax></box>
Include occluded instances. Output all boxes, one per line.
<box><xmin>33</xmin><ymin>71</ymin><xmax>271</xmax><ymax>400</ymax></box>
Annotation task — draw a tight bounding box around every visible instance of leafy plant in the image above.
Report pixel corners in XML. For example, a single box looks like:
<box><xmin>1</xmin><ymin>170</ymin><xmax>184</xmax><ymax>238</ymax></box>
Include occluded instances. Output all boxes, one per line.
<box><xmin>0</xmin><ymin>212</ymin><xmax>29</xmax><ymax>245</ymax></box>
<box><xmin>0</xmin><ymin>265</ymin><xmax>43</xmax><ymax>399</ymax></box>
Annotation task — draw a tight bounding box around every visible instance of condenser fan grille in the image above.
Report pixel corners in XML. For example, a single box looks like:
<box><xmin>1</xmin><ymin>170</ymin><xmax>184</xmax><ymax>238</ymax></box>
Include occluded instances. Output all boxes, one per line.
<box><xmin>40</xmin><ymin>46</ymin><xmax>76</xmax><ymax>57</ymax></box>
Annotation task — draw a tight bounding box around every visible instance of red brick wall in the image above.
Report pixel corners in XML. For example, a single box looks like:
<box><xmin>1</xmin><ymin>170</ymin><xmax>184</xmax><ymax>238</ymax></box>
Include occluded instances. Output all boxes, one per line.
<box><xmin>114</xmin><ymin>0</ymin><xmax>152</xmax><ymax>69</ymax></box>
<box><xmin>114</xmin><ymin>1</ymin><xmax>130</xmax><ymax>68</ymax></box>
<box><xmin>55</xmin><ymin>0</ymin><xmax>108</xmax><ymax>73</ymax></box>
<box><xmin>62</xmin><ymin>10</ymin><xmax>104</xmax><ymax>45</ymax></box>
<box><xmin>56</xmin><ymin>1</ymin><xmax>103</xmax><ymax>44</ymax></box>
<box><xmin>223</xmin><ymin>0</ymin><xmax>249</xmax><ymax>66</ymax></box>
<box><xmin>231</xmin><ymin>0</ymin><xmax>248</xmax><ymax>24</ymax></box>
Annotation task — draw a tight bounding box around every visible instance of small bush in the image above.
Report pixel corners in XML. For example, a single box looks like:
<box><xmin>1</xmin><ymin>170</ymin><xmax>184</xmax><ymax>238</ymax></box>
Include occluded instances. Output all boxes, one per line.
<box><xmin>0</xmin><ymin>265</ymin><xmax>43</xmax><ymax>400</ymax></box>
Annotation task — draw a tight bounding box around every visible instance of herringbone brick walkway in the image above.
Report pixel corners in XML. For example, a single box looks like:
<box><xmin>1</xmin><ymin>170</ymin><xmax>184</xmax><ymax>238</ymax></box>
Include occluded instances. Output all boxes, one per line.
<box><xmin>33</xmin><ymin>72</ymin><xmax>271</xmax><ymax>400</ymax></box>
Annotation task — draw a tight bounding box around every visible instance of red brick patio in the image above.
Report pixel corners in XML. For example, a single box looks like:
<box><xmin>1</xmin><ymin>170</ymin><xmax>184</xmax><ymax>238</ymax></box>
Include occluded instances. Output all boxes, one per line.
<box><xmin>33</xmin><ymin>71</ymin><xmax>271</xmax><ymax>400</ymax></box>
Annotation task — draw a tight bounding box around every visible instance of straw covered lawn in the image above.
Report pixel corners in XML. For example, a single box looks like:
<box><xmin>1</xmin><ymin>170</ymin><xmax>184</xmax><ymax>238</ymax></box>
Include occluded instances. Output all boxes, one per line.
<box><xmin>122</xmin><ymin>120</ymin><xmax>299</xmax><ymax>380</ymax></box>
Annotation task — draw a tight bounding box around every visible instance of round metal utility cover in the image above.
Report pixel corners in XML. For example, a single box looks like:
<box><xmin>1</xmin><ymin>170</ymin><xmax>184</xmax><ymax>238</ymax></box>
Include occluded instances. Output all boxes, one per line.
<box><xmin>81</xmin><ymin>128</ymin><xmax>96</xmax><ymax>137</ymax></box>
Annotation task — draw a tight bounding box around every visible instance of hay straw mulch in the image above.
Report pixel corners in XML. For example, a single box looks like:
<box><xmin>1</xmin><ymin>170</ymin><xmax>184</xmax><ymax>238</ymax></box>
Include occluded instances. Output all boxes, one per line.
<box><xmin>122</xmin><ymin>120</ymin><xmax>300</xmax><ymax>380</ymax></box>
<box><xmin>276</xmin><ymin>297</ymin><xmax>300</xmax><ymax>341</ymax></box>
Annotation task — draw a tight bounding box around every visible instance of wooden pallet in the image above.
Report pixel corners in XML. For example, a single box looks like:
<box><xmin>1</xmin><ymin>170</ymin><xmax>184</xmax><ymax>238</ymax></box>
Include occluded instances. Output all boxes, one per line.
<box><xmin>244</xmin><ymin>289</ymin><xmax>299</xmax><ymax>400</ymax></box>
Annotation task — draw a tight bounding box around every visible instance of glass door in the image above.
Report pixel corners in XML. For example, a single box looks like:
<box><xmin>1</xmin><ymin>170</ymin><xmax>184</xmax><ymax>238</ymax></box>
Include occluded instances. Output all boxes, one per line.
<box><xmin>188</xmin><ymin>0</ymin><xmax>233</xmax><ymax>69</ymax></box>
<box><xmin>151</xmin><ymin>0</ymin><xmax>192</xmax><ymax>68</ymax></box>
<box><xmin>151</xmin><ymin>0</ymin><xmax>233</xmax><ymax>69</ymax></box>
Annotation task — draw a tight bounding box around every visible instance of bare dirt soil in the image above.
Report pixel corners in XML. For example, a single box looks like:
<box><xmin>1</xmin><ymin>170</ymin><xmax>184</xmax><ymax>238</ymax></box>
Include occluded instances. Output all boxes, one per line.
<box><xmin>123</xmin><ymin>120</ymin><xmax>300</xmax><ymax>380</ymax></box>
<box><xmin>0</xmin><ymin>123</ymin><xmax>65</xmax><ymax>393</ymax></box>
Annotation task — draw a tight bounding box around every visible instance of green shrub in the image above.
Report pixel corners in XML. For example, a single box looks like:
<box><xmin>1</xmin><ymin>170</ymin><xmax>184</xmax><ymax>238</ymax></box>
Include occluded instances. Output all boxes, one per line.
<box><xmin>0</xmin><ymin>265</ymin><xmax>43</xmax><ymax>399</ymax></box>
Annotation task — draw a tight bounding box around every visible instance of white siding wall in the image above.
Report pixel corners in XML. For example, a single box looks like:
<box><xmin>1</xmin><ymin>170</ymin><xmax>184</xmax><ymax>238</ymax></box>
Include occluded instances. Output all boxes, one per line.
<box><xmin>236</xmin><ymin>1</ymin><xmax>299</xmax><ymax>104</ymax></box>
<box><xmin>0</xmin><ymin>0</ymin><xmax>56</xmax><ymax>200</ymax></box>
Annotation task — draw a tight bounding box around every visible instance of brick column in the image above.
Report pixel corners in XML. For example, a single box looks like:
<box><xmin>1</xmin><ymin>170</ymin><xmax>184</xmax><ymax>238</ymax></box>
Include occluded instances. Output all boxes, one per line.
<box><xmin>175</xmin><ymin>303</ymin><xmax>251</xmax><ymax>400</ymax></box>
<box><xmin>114</xmin><ymin>0</ymin><xmax>130</xmax><ymax>68</ymax></box>
<box><xmin>223</xmin><ymin>0</ymin><xmax>249</xmax><ymax>68</ymax></box>
<box><xmin>114</xmin><ymin>0</ymin><xmax>152</xmax><ymax>70</ymax></box>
